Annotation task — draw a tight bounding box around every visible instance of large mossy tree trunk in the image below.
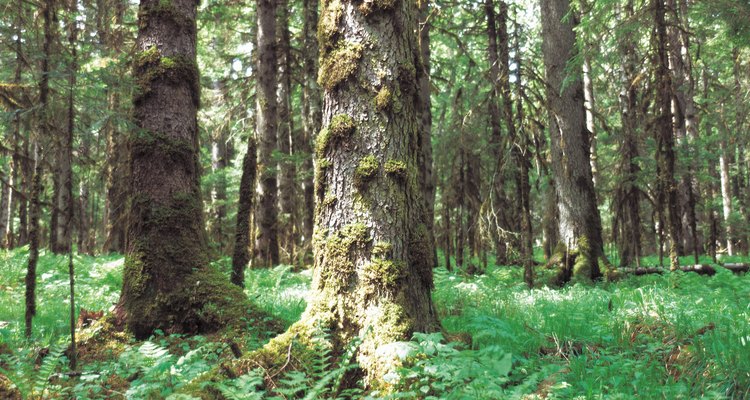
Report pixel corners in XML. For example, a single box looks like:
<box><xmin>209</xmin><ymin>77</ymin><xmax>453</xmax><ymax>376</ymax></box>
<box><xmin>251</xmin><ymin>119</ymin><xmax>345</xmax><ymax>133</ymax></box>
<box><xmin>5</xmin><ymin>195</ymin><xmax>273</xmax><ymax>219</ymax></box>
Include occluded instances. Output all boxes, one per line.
<box><xmin>118</xmin><ymin>0</ymin><xmax>248</xmax><ymax>339</ymax></box>
<box><xmin>244</xmin><ymin>0</ymin><xmax>440</xmax><ymax>384</ymax></box>
<box><xmin>540</xmin><ymin>0</ymin><xmax>605</xmax><ymax>282</ymax></box>
<box><xmin>253</xmin><ymin>0</ymin><xmax>280</xmax><ymax>268</ymax></box>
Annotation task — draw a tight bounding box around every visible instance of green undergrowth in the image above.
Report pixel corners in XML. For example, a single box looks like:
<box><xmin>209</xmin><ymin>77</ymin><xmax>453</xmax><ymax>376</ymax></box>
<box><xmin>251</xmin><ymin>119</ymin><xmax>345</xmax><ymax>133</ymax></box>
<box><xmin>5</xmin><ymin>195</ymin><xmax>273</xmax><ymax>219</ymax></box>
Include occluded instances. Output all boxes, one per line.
<box><xmin>0</xmin><ymin>247</ymin><xmax>748</xmax><ymax>398</ymax></box>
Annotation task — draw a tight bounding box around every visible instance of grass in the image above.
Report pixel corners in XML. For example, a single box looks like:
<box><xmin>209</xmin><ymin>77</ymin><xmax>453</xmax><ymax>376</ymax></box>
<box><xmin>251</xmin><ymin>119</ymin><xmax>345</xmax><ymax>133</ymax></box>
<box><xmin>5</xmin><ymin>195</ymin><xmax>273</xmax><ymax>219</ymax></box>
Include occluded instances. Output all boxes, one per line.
<box><xmin>0</xmin><ymin>247</ymin><xmax>748</xmax><ymax>398</ymax></box>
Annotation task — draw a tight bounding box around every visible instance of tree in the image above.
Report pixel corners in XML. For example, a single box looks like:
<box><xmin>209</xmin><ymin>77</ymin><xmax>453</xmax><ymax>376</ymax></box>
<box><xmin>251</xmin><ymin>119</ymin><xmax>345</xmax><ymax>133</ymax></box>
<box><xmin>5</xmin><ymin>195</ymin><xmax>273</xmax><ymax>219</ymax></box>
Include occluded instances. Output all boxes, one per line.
<box><xmin>300</xmin><ymin>0</ymin><xmax>321</xmax><ymax>259</ymax></box>
<box><xmin>540</xmin><ymin>0</ymin><xmax>605</xmax><ymax>281</ymax></box>
<box><xmin>243</xmin><ymin>0</ymin><xmax>440</xmax><ymax>383</ymax></box>
<box><xmin>653</xmin><ymin>0</ymin><xmax>682</xmax><ymax>269</ymax></box>
<box><xmin>253</xmin><ymin>0</ymin><xmax>280</xmax><ymax>268</ymax></box>
<box><xmin>118</xmin><ymin>0</ymin><xmax>248</xmax><ymax>338</ymax></box>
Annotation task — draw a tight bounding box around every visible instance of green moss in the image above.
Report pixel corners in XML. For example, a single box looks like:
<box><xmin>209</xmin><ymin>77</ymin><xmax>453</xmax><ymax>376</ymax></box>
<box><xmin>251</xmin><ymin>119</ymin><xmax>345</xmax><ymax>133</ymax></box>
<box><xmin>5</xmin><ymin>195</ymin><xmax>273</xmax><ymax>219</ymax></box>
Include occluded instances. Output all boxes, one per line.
<box><xmin>375</xmin><ymin>87</ymin><xmax>392</xmax><ymax>111</ymax></box>
<box><xmin>355</xmin><ymin>155</ymin><xmax>379</xmax><ymax>187</ymax></box>
<box><xmin>384</xmin><ymin>159</ymin><xmax>407</xmax><ymax>180</ymax></box>
<box><xmin>376</xmin><ymin>303</ymin><xmax>412</xmax><ymax>340</ymax></box>
<box><xmin>318</xmin><ymin>0</ymin><xmax>344</xmax><ymax>55</ymax></box>
<box><xmin>373</xmin><ymin>241</ymin><xmax>393</xmax><ymax>258</ymax></box>
<box><xmin>318</xmin><ymin>42</ymin><xmax>363</xmax><ymax>91</ymax></box>
<box><xmin>408</xmin><ymin>223</ymin><xmax>434</xmax><ymax>288</ymax></box>
<box><xmin>323</xmin><ymin>192</ymin><xmax>337</xmax><ymax>207</ymax></box>
<box><xmin>363</xmin><ymin>258</ymin><xmax>406</xmax><ymax>289</ymax></box>
<box><xmin>359</xmin><ymin>0</ymin><xmax>398</xmax><ymax>16</ymax></box>
<box><xmin>314</xmin><ymin>158</ymin><xmax>332</xmax><ymax>198</ymax></box>
<box><xmin>318</xmin><ymin>223</ymin><xmax>371</xmax><ymax>292</ymax></box>
<box><xmin>571</xmin><ymin>236</ymin><xmax>593</xmax><ymax>283</ymax></box>
<box><xmin>316</xmin><ymin>114</ymin><xmax>355</xmax><ymax>157</ymax></box>
<box><xmin>133</xmin><ymin>46</ymin><xmax>200</xmax><ymax>106</ymax></box>
<box><xmin>131</xmin><ymin>129</ymin><xmax>195</xmax><ymax>167</ymax></box>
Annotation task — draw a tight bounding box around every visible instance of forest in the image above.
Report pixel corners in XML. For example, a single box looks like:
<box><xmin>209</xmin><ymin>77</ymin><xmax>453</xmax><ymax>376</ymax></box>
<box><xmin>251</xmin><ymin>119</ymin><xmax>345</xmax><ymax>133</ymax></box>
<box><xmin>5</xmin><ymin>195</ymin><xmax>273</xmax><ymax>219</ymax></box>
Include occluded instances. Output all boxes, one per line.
<box><xmin>0</xmin><ymin>0</ymin><xmax>749</xmax><ymax>397</ymax></box>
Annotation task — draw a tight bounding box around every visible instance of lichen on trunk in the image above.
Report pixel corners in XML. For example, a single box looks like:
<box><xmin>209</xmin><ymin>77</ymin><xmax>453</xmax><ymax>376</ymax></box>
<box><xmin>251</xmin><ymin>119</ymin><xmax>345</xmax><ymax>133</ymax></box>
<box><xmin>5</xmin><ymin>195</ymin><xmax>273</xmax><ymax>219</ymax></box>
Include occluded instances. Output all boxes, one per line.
<box><xmin>230</xmin><ymin>0</ymin><xmax>441</xmax><ymax>387</ymax></box>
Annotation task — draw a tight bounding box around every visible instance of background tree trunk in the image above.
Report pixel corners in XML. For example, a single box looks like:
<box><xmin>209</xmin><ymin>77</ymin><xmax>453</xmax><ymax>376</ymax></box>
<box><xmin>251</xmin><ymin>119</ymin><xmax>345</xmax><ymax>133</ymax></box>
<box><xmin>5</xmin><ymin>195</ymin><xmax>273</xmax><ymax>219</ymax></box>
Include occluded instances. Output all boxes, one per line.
<box><xmin>300</xmin><ymin>0</ymin><xmax>321</xmax><ymax>261</ymax></box>
<box><xmin>118</xmin><ymin>0</ymin><xmax>247</xmax><ymax>338</ymax></box>
<box><xmin>540</xmin><ymin>0</ymin><xmax>605</xmax><ymax>281</ymax></box>
<box><xmin>254</xmin><ymin>0</ymin><xmax>280</xmax><ymax>268</ymax></box>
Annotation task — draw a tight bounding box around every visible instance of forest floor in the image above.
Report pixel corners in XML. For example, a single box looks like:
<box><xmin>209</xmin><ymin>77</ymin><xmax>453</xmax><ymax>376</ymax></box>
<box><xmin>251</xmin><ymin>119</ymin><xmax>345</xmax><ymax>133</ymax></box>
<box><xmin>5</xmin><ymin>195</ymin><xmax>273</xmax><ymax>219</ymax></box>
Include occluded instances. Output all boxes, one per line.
<box><xmin>0</xmin><ymin>248</ymin><xmax>748</xmax><ymax>399</ymax></box>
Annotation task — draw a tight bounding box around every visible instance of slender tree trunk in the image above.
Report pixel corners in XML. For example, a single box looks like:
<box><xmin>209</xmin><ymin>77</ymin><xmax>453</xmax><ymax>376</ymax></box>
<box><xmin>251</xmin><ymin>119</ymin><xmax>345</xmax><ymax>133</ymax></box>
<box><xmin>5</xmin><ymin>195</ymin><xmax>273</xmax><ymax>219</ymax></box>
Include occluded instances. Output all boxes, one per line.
<box><xmin>719</xmin><ymin>135</ymin><xmax>734</xmax><ymax>255</ymax></box>
<box><xmin>276</xmin><ymin>0</ymin><xmax>296</xmax><ymax>264</ymax></box>
<box><xmin>583</xmin><ymin>56</ymin><xmax>599</xmax><ymax>189</ymax></box>
<box><xmin>231</xmin><ymin>138</ymin><xmax>257</xmax><ymax>287</ymax></box>
<box><xmin>668</xmin><ymin>0</ymin><xmax>700</xmax><ymax>261</ymax></box>
<box><xmin>0</xmin><ymin>168</ymin><xmax>9</xmax><ymax>248</ymax></box>
<box><xmin>102</xmin><ymin>0</ymin><xmax>128</xmax><ymax>254</ymax></box>
<box><xmin>418</xmin><ymin>0</ymin><xmax>437</xmax><ymax>269</ymax></box>
<box><xmin>300</xmin><ymin>0</ymin><xmax>320</xmax><ymax>260</ymax></box>
<box><xmin>541</xmin><ymin>0</ymin><xmax>605</xmax><ymax>281</ymax></box>
<box><xmin>27</xmin><ymin>0</ymin><xmax>54</xmax><ymax>337</ymax></box>
<box><xmin>614</xmin><ymin>0</ymin><xmax>642</xmax><ymax>268</ymax></box>
<box><xmin>653</xmin><ymin>0</ymin><xmax>682</xmax><ymax>269</ymax></box>
<box><xmin>511</xmin><ymin>12</ymin><xmax>533</xmax><ymax>286</ymax></box>
<box><xmin>118</xmin><ymin>0</ymin><xmax>248</xmax><ymax>338</ymax></box>
<box><xmin>485</xmin><ymin>0</ymin><xmax>509</xmax><ymax>265</ymax></box>
<box><xmin>254</xmin><ymin>0</ymin><xmax>280</xmax><ymax>268</ymax></box>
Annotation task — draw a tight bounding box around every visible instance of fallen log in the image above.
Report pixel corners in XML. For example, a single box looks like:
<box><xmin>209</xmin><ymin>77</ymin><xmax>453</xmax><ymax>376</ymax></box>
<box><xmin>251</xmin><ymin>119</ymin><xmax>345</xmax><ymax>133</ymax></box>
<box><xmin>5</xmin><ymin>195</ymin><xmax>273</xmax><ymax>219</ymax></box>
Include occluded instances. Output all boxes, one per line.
<box><xmin>624</xmin><ymin>263</ymin><xmax>750</xmax><ymax>276</ymax></box>
<box><xmin>625</xmin><ymin>264</ymin><xmax>716</xmax><ymax>276</ymax></box>
<box><xmin>721</xmin><ymin>263</ymin><xmax>749</xmax><ymax>274</ymax></box>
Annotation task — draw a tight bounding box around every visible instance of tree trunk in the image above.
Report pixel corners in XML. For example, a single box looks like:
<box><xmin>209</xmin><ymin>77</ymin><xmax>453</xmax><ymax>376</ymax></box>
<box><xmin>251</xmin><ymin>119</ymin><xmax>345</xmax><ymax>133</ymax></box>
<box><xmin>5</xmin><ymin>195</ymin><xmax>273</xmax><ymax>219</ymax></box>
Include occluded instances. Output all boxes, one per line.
<box><xmin>418</xmin><ymin>0</ymin><xmax>436</xmax><ymax>269</ymax></box>
<box><xmin>614</xmin><ymin>0</ymin><xmax>642</xmax><ymax>268</ymax></box>
<box><xmin>668</xmin><ymin>0</ymin><xmax>700</xmax><ymax>261</ymax></box>
<box><xmin>719</xmin><ymin>135</ymin><xmax>734</xmax><ymax>255</ymax></box>
<box><xmin>102</xmin><ymin>0</ymin><xmax>128</xmax><ymax>254</ymax></box>
<box><xmin>484</xmin><ymin>0</ymin><xmax>508</xmax><ymax>265</ymax></box>
<box><xmin>300</xmin><ymin>0</ymin><xmax>321</xmax><ymax>261</ymax></box>
<box><xmin>511</xmin><ymin>11</ymin><xmax>533</xmax><ymax>286</ymax></box>
<box><xmin>254</xmin><ymin>0</ymin><xmax>280</xmax><ymax>268</ymax></box>
<box><xmin>118</xmin><ymin>0</ymin><xmax>248</xmax><ymax>339</ymax></box>
<box><xmin>540</xmin><ymin>0</ymin><xmax>604</xmax><ymax>281</ymax></box>
<box><xmin>254</xmin><ymin>0</ymin><xmax>440</xmax><ymax>383</ymax></box>
<box><xmin>27</xmin><ymin>0</ymin><xmax>54</xmax><ymax>337</ymax></box>
<box><xmin>653</xmin><ymin>0</ymin><xmax>682</xmax><ymax>269</ymax></box>
<box><xmin>276</xmin><ymin>0</ymin><xmax>296</xmax><ymax>264</ymax></box>
<box><xmin>231</xmin><ymin>138</ymin><xmax>257</xmax><ymax>287</ymax></box>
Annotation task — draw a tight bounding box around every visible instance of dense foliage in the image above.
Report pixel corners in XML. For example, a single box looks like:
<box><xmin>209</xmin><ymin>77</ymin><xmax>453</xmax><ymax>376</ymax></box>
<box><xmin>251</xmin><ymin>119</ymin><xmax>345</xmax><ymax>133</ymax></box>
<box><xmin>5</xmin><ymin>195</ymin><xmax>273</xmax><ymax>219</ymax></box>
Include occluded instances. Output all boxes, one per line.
<box><xmin>1</xmin><ymin>249</ymin><xmax>749</xmax><ymax>398</ymax></box>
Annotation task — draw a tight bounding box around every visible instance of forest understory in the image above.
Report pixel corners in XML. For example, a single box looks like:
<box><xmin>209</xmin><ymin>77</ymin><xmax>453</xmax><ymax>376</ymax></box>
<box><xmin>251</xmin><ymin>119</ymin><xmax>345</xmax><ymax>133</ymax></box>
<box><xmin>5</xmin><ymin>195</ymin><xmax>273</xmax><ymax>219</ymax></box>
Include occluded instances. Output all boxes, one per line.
<box><xmin>1</xmin><ymin>248</ymin><xmax>748</xmax><ymax>399</ymax></box>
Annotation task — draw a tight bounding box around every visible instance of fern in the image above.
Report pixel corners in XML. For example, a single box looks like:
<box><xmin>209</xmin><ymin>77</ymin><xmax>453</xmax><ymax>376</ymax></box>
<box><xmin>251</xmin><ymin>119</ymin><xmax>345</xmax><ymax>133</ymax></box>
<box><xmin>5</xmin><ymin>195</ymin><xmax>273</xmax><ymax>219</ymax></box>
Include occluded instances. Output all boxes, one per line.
<box><xmin>31</xmin><ymin>343</ymin><xmax>68</xmax><ymax>397</ymax></box>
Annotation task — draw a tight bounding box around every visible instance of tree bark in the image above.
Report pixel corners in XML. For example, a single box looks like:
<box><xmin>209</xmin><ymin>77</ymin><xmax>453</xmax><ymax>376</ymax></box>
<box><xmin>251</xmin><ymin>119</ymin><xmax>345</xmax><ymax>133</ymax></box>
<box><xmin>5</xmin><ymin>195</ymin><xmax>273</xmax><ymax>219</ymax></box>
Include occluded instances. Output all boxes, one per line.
<box><xmin>613</xmin><ymin>0</ymin><xmax>642</xmax><ymax>268</ymax></box>
<box><xmin>300</xmin><ymin>0</ymin><xmax>321</xmax><ymax>260</ymax></box>
<box><xmin>102</xmin><ymin>0</ymin><xmax>128</xmax><ymax>254</ymax></box>
<box><xmin>254</xmin><ymin>0</ymin><xmax>280</xmax><ymax>268</ymax></box>
<box><xmin>252</xmin><ymin>0</ymin><xmax>440</xmax><ymax>383</ymax></box>
<box><xmin>653</xmin><ymin>0</ymin><xmax>682</xmax><ymax>269</ymax></box>
<box><xmin>276</xmin><ymin>0</ymin><xmax>296</xmax><ymax>264</ymax></box>
<box><xmin>485</xmin><ymin>0</ymin><xmax>509</xmax><ymax>264</ymax></box>
<box><xmin>231</xmin><ymin>138</ymin><xmax>257</xmax><ymax>287</ymax></box>
<box><xmin>540</xmin><ymin>0</ymin><xmax>605</xmax><ymax>281</ymax></box>
<box><xmin>118</xmin><ymin>0</ymin><xmax>248</xmax><ymax>338</ymax></box>
<box><xmin>418</xmin><ymin>0</ymin><xmax>436</xmax><ymax>269</ymax></box>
